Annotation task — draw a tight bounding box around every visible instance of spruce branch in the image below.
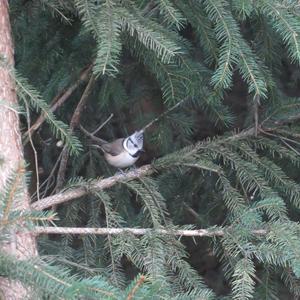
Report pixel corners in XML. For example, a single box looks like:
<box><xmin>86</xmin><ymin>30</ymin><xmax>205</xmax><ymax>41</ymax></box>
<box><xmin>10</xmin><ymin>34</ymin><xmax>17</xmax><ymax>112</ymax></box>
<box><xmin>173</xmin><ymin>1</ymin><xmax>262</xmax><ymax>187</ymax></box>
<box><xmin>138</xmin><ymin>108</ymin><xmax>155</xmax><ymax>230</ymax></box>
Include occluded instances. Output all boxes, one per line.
<box><xmin>0</xmin><ymin>253</ymin><xmax>118</xmax><ymax>299</ymax></box>
<box><xmin>31</xmin><ymin>128</ymin><xmax>255</xmax><ymax>211</ymax></box>
<box><xmin>175</xmin><ymin>1</ymin><xmax>218</xmax><ymax>62</ymax></box>
<box><xmin>258</xmin><ymin>0</ymin><xmax>300</xmax><ymax>64</ymax></box>
<box><xmin>31</xmin><ymin>164</ymin><xmax>154</xmax><ymax>210</ymax></box>
<box><xmin>1</xmin><ymin>163</ymin><xmax>24</xmax><ymax>225</ymax></box>
<box><xmin>126</xmin><ymin>275</ymin><xmax>146</xmax><ymax>300</ymax></box>
<box><xmin>232</xmin><ymin>257</ymin><xmax>256</xmax><ymax>300</ymax></box>
<box><xmin>30</xmin><ymin>103</ymin><xmax>300</xmax><ymax>211</ymax></box>
<box><xmin>153</xmin><ymin>0</ymin><xmax>186</xmax><ymax>30</ymax></box>
<box><xmin>120</xmin><ymin>3</ymin><xmax>183</xmax><ymax>64</ymax></box>
<box><xmin>16</xmin><ymin>74</ymin><xmax>83</xmax><ymax>156</ymax></box>
<box><xmin>203</xmin><ymin>0</ymin><xmax>267</xmax><ymax>97</ymax></box>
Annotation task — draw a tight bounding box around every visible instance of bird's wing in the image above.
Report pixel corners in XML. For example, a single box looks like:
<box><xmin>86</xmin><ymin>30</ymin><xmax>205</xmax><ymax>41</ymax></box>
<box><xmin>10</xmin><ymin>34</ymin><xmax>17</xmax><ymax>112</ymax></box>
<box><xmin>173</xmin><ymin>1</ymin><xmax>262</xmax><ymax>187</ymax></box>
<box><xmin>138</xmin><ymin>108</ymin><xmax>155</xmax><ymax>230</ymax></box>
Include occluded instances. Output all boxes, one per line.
<box><xmin>102</xmin><ymin>138</ymin><xmax>124</xmax><ymax>156</ymax></box>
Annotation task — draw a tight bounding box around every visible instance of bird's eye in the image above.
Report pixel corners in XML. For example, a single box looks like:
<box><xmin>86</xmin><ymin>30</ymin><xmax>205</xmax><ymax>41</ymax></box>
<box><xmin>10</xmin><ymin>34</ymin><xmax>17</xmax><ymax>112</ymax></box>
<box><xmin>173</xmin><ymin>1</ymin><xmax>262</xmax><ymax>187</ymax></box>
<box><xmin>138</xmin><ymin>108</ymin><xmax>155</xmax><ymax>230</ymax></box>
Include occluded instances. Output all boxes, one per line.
<box><xmin>128</xmin><ymin>138</ymin><xmax>139</xmax><ymax>148</ymax></box>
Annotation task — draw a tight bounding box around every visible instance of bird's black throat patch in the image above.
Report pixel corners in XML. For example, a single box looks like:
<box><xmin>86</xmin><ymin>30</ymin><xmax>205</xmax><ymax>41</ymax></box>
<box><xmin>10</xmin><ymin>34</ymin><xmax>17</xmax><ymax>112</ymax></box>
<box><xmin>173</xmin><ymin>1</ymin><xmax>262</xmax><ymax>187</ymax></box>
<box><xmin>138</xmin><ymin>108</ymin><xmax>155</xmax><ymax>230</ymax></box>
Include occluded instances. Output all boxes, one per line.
<box><xmin>130</xmin><ymin>150</ymin><xmax>143</xmax><ymax>158</ymax></box>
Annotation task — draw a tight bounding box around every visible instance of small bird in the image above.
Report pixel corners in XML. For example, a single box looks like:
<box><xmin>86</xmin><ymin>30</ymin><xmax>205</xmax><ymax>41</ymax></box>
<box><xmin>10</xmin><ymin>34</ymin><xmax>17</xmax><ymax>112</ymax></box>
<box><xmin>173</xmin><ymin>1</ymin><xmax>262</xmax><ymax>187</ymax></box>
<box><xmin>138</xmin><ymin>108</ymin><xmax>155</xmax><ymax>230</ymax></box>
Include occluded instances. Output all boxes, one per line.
<box><xmin>92</xmin><ymin>130</ymin><xmax>144</xmax><ymax>169</ymax></box>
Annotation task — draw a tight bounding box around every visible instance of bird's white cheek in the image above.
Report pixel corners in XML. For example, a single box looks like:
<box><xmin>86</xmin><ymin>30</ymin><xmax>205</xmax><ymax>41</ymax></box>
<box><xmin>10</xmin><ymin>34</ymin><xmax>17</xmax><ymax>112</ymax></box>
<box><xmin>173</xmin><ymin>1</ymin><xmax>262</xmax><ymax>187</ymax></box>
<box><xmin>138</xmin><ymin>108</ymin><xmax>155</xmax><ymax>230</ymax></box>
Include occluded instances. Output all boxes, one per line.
<box><xmin>105</xmin><ymin>152</ymin><xmax>139</xmax><ymax>168</ymax></box>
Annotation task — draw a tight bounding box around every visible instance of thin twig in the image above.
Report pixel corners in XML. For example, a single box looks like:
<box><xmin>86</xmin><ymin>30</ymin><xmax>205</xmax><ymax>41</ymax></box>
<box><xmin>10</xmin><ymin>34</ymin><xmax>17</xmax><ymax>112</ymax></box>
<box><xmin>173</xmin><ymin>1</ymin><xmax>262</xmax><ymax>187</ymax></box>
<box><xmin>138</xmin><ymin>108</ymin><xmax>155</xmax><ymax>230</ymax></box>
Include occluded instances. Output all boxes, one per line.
<box><xmin>277</xmin><ymin>133</ymin><xmax>300</xmax><ymax>147</ymax></box>
<box><xmin>80</xmin><ymin>125</ymin><xmax>107</xmax><ymax>144</ymax></box>
<box><xmin>24</xmin><ymin>64</ymin><xmax>92</xmax><ymax>137</ymax></box>
<box><xmin>33</xmin><ymin>226</ymin><xmax>267</xmax><ymax>237</ymax></box>
<box><xmin>273</xmin><ymin>128</ymin><xmax>300</xmax><ymax>139</ymax></box>
<box><xmin>70</xmin><ymin>75</ymin><xmax>95</xmax><ymax>129</ymax></box>
<box><xmin>79</xmin><ymin>113</ymin><xmax>114</xmax><ymax>145</ymax></box>
<box><xmin>261</xmin><ymin>128</ymin><xmax>300</xmax><ymax>148</ymax></box>
<box><xmin>126</xmin><ymin>275</ymin><xmax>146</xmax><ymax>300</ymax></box>
<box><xmin>261</xmin><ymin>128</ymin><xmax>300</xmax><ymax>156</ymax></box>
<box><xmin>254</xmin><ymin>94</ymin><xmax>260</xmax><ymax>137</ymax></box>
<box><xmin>92</xmin><ymin>113</ymin><xmax>114</xmax><ymax>135</ymax></box>
<box><xmin>261</xmin><ymin>104</ymin><xmax>300</xmax><ymax>126</ymax></box>
<box><xmin>44</xmin><ymin>2</ymin><xmax>71</xmax><ymax>24</ymax></box>
<box><xmin>80</xmin><ymin>97</ymin><xmax>186</xmax><ymax>143</ymax></box>
<box><xmin>55</xmin><ymin>75</ymin><xmax>95</xmax><ymax>193</ymax></box>
<box><xmin>183</xmin><ymin>202</ymin><xmax>200</xmax><ymax>219</ymax></box>
<box><xmin>0</xmin><ymin>103</ymin><xmax>20</xmax><ymax>114</ymax></box>
<box><xmin>279</xmin><ymin>138</ymin><xmax>300</xmax><ymax>156</ymax></box>
<box><xmin>141</xmin><ymin>97</ymin><xmax>188</xmax><ymax>132</ymax></box>
<box><xmin>36</xmin><ymin>151</ymin><xmax>64</xmax><ymax>200</ymax></box>
<box><xmin>142</xmin><ymin>0</ymin><xmax>157</xmax><ymax>16</ymax></box>
<box><xmin>24</xmin><ymin>101</ymin><xmax>40</xmax><ymax>200</ymax></box>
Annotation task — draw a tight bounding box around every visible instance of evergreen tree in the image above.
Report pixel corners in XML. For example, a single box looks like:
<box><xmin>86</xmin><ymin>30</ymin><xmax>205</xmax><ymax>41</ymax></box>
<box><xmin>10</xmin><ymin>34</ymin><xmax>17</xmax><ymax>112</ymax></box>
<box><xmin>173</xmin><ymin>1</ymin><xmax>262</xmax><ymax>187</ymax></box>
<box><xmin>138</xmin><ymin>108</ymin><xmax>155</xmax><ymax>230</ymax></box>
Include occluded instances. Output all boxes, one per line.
<box><xmin>0</xmin><ymin>1</ymin><xmax>38</xmax><ymax>298</ymax></box>
<box><xmin>1</xmin><ymin>0</ymin><xmax>300</xmax><ymax>298</ymax></box>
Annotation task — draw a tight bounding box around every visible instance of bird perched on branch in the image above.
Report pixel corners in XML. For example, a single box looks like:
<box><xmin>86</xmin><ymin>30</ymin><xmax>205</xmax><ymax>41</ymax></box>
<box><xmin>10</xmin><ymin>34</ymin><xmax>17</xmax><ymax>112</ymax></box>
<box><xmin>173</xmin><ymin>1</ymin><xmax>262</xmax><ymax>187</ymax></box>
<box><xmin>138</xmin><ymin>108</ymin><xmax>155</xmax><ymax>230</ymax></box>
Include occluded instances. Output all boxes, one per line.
<box><xmin>81</xmin><ymin>97</ymin><xmax>187</xmax><ymax>170</ymax></box>
<box><xmin>83</xmin><ymin>128</ymin><xmax>144</xmax><ymax>169</ymax></box>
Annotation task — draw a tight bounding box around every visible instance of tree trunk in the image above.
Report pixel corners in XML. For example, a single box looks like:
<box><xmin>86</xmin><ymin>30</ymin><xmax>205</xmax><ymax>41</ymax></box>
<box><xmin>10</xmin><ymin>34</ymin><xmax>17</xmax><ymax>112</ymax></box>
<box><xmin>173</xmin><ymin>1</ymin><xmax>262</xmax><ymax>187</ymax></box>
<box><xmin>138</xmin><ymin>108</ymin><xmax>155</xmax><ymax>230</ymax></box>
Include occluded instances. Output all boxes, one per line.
<box><xmin>0</xmin><ymin>1</ymin><xmax>38</xmax><ymax>299</ymax></box>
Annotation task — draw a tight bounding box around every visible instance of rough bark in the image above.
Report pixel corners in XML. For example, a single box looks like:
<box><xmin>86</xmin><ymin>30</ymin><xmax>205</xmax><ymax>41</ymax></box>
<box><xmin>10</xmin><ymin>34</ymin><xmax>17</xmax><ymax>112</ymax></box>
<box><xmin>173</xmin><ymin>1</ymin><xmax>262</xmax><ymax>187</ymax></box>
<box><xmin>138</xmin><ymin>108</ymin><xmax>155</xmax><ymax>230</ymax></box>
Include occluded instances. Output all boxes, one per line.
<box><xmin>0</xmin><ymin>1</ymin><xmax>38</xmax><ymax>298</ymax></box>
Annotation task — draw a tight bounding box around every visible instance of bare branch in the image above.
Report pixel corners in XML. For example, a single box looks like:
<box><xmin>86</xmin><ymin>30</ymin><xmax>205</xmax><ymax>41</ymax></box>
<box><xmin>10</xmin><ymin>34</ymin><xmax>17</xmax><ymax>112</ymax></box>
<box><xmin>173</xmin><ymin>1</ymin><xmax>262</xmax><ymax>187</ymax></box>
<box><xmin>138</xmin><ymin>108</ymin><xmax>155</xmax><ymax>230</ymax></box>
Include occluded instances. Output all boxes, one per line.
<box><xmin>261</xmin><ymin>104</ymin><xmax>300</xmax><ymax>126</ymax></box>
<box><xmin>141</xmin><ymin>97</ymin><xmax>187</xmax><ymax>132</ymax></box>
<box><xmin>92</xmin><ymin>113</ymin><xmax>114</xmax><ymax>135</ymax></box>
<box><xmin>55</xmin><ymin>75</ymin><xmax>95</xmax><ymax>193</ymax></box>
<box><xmin>274</xmin><ymin>112</ymin><xmax>300</xmax><ymax>126</ymax></box>
<box><xmin>69</xmin><ymin>75</ymin><xmax>95</xmax><ymax>130</ymax></box>
<box><xmin>33</xmin><ymin>226</ymin><xmax>267</xmax><ymax>237</ymax></box>
<box><xmin>31</xmin><ymin>164</ymin><xmax>154</xmax><ymax>210</ymax></box>
<box><xmin>80</xmin><ymin>125</ymin><xmax>107</xmax><ymax>145</ymax></box>
<box><xmin>36</xmin><ymin>150</ymin><xmax>63</xmax><ymax>199</ymax></box>
<box><xmin>24</xmin><ymin>100</ymin><xmax>40</xmax><ymax>200</ymax></box>
<box><xmin>79</xmin><ymin>113</ymin><xmax>114</xmax><ymax>144</ymax></box>
<box><xmin>24</xmin><ymin>64</ymin><xmax>92</xmax><ymax>137</ymax></box>
<box><xmin>254</xmin><ymin>94</ymin><xmax>260</xmax><ymax>137</ymax></box>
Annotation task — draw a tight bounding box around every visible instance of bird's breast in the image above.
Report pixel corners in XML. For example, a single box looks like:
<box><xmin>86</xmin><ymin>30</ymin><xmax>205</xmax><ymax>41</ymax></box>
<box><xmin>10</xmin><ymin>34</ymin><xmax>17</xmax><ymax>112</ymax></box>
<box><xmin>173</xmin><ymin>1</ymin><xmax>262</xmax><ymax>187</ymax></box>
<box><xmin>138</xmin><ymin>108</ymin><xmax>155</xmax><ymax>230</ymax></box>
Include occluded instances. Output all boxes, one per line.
<box><xmin>104</xmin><ymin>151</ymin><xmax>139</xmax><ymax>168</ymax></box>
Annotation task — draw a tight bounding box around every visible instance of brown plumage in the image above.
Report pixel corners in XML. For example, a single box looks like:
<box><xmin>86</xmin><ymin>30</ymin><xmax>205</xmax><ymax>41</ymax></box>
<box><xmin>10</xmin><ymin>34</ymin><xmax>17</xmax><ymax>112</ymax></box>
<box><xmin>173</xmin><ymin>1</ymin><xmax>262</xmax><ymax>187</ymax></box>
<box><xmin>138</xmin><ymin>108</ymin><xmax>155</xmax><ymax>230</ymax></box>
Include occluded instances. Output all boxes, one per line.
<box><xmin>92</xmin><ymin>138</ymin><xmax>140</xmax><ymax>168</ymax></box>
<box><xmin>100</xmin><ymin>138</ymin><xmax>124</xmax><ymax>156</ymax></box>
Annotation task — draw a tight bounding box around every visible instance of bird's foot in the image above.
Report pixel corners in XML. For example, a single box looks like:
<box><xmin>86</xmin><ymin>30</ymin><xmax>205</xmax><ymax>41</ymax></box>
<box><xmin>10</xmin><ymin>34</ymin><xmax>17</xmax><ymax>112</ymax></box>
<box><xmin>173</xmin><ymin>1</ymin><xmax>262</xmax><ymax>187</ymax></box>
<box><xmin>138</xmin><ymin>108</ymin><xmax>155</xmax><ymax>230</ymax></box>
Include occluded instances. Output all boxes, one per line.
<box><xmin>115</xmin><ymin>169</ymin><xmax>126</xmax><ymax>176</ymax></box>
<box><xmin>114</xmin><ymin>165</ymin><xmax>138</xmax><ymax>176</ymax></box>
<box><xmin>128</xmin><ymin>165</ymin><xmax>139</xmax><ymax>175</ymax></box>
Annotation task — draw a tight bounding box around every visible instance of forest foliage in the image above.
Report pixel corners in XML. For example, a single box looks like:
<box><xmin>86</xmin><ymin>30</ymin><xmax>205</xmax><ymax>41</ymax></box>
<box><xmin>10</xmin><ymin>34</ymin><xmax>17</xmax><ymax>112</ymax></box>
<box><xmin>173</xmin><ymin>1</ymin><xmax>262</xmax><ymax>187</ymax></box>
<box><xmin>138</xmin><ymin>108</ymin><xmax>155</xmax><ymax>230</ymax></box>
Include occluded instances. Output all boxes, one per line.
<box><xmin>1</xmin><ymin>0</ymin><xmax>300</xmax><ymax>299</ymax></box>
